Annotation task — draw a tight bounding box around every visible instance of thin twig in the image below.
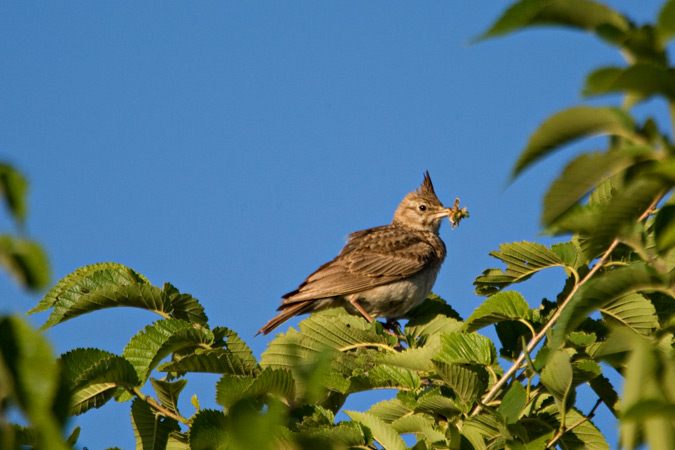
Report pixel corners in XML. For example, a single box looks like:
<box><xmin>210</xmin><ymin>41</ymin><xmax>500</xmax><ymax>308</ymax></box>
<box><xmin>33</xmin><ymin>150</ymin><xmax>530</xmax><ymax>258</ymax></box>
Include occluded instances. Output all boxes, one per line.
<box><xmin>546</xmin><ymin>398</ymin><xmax>603</xmax><ymax>448</ymax></box>
<box><xmin>131</xmin><ymin>387</ymin><xmax>191</xmax><ymax>425</ymax></box>
<box><xmin>472</xmin><ymin>194</ymin><xmax>663</xmax><ymax>416</ymax></box>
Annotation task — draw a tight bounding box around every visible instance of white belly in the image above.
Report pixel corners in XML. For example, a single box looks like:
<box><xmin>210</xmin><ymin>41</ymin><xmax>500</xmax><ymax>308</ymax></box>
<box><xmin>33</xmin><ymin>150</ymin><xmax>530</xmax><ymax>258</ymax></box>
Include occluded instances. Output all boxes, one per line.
<box><xmin>313</xmin><ymin>266</ymin><xmax>441</xmax><ymax>319</ymax></box>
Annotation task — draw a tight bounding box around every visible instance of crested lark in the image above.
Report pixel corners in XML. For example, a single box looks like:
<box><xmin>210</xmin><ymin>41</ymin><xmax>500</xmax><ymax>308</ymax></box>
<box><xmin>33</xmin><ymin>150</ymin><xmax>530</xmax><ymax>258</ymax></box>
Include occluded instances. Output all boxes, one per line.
<box><xmin>258</xmin><ymin>172</ymin><xmax>466</xmax><ymax>335</ymax></box>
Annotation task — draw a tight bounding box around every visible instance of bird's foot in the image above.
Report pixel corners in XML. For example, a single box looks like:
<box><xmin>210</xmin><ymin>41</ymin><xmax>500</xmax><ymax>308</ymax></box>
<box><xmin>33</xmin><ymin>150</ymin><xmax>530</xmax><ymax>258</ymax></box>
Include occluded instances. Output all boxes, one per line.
<box><xmin>383</xmin><ymin>319</ymin><xmax>402</xmax><ymax>336</ymax></box>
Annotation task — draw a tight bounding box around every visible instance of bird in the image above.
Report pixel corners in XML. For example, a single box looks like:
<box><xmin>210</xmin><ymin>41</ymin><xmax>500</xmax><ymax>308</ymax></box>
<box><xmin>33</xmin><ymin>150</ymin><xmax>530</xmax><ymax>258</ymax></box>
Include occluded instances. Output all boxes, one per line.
<box><xmin>257</xmin><ymin>171</ymin><xmax>465</xmax><ymax>336</ymax></box>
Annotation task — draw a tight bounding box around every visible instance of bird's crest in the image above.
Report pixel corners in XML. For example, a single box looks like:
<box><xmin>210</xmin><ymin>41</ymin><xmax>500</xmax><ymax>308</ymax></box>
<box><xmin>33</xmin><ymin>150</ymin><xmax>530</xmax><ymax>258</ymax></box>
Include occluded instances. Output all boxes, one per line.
<box><xmin>415</xmin><ymin>171</ymin><xmax>440</xmax><ymax>202</ymax></box>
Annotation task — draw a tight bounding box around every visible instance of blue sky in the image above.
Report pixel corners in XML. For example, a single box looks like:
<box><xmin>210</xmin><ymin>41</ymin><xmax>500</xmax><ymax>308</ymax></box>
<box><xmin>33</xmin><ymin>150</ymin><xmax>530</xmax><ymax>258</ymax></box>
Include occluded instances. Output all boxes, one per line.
<box><xmin>1</xmin><ymin>2</ymin><xmax>670</xmax><ymax>449</ymax></box>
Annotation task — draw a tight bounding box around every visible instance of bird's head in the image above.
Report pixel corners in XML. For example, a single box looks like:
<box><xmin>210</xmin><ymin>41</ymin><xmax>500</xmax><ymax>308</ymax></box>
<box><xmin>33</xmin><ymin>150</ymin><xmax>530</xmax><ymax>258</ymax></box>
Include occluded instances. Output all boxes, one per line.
<box><xmin>392</xmin><ymin>172</ymin><xmax>452</xmax><ymax>234</ymax></box>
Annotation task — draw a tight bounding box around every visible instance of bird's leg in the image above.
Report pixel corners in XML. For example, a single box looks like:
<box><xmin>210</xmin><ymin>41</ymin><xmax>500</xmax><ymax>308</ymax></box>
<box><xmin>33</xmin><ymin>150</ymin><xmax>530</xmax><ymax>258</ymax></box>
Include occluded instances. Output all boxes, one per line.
<box><xmin>383</xmin><ymin>319</ymin><xmax>401</xmax><ymax>334</ymax></box>
<box><xmin>347</xmin><ymin>295</ymin><xmax>374</xmax><ymax>323</ymax></box>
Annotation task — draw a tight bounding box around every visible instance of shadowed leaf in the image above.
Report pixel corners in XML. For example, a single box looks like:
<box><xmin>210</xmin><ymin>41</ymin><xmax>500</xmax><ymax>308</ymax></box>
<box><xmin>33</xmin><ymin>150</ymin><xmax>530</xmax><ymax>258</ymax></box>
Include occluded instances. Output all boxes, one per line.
<box><xmin>0</xmin><ymin>235</ymin><xmax>50</xmax><ymax>290</ymax></box>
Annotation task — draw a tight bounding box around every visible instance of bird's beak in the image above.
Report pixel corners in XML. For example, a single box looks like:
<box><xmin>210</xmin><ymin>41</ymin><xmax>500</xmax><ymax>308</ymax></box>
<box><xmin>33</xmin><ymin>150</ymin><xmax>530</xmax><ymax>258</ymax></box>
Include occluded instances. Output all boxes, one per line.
<box><xmin>434</xmin><ymin>207</ymin><xmax>453</xmax><ymax>219</ymax></box>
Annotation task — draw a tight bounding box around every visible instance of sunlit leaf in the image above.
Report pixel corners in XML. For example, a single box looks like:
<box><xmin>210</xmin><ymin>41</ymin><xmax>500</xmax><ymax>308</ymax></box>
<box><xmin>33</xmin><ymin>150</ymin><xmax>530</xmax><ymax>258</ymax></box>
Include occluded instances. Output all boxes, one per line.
<box><xmin>465</xmin><ymin>291</ymin><xmax>530</xmax><ymax>332</ymax></box>
<box><xmin>543</xmin><ymin>148</ymin><xmax>651</xmax><ymax>227</ymax></box>
<box><xmin>436</xmin><ymin>332</ymin><xmax>497</xmax><ymax>366</ymax></box>
<box><xmin>559</xmin><ymin>407</ymin><xmax>610</xmax><ymax>450</ymax></box>
<box><xmin>68</xmin><ymin>355</ymin><xmax>139</xmax><ymax>415</ymax></box>
<box><xmin>368</xmin><ymin>399</ymin><xmax>413</xmax><ymax>423</ymax></box>
<box><xmin>600</xmin><ymin>293</ymin><xmax>658</xmax><ymax>336</ymax></box>
<box><xmin>123</xmin><ymin>319</ymin><xmax>208</xmax><ymax>385</ymax></box>
<box><xmin>477</xmin><ymin>0</ymin><xmax>629</xmax><ymax>42</ymax></box>
<box><xmin>391</xmin><ymin>413</ymin><xmax>447</xmax><ymax>445</ymax></box>
<box><xmin>511</xmin><ymin>106</ymin><xmax>639</xmax><ymax>179</ymax></box>
<box><xmin>585</xmin><ymin>176</ymin><xmax>666</xmax><ymax>256</ymax></box>
<box><xmin>584</xmin><ymin>63</ymin><xmax>675</xmax><ymax>101</ymax></box>
<box><xmin>552</xmin><ymin>263</ymin><xmax>661</xmax><ymax>348</ymax></box>
<box><xmin>540</xmin><ymin>350</ymin><xmax>573</xmax><ymax>412</ymax></box>
<box><xmin>345</xmin><ymin>410</ymin><xmax>407</xmax><ymax>450</ymax></box>
<box><xmin>30</xmin><ymin>262</ymin><xmax>150</xmax><ymax>314</ymax></box>
<box><xmin>160</xmin><ymin>348</ymin><xmax>255</xmax><ymax>376</ymax></box>
<box><xmin>433</xmin><ymin>360</ymin><xmax>487</xmax><ymax>404</ymax></box>
<box><xmin>474</xmin><ymin>241</ymin><xmax>568</xmax><ymax>295</ymax></box>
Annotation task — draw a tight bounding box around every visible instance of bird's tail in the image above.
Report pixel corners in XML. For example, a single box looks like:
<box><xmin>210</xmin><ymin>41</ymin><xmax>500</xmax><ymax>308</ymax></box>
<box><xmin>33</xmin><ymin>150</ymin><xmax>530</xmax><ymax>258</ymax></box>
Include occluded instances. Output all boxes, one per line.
<box><xmin>256</xmin><ymin>300</ymin><xmax>315</xmax><ymax>336</ymax></box>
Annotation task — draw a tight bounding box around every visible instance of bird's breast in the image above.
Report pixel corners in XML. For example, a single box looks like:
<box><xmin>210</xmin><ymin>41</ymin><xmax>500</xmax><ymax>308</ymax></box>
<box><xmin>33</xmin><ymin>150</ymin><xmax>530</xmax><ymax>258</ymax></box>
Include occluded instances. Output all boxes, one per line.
<box><xmin>348</xmin><ymin>264</ymin><xmax>442</xmax><ymax>319</ymax></box>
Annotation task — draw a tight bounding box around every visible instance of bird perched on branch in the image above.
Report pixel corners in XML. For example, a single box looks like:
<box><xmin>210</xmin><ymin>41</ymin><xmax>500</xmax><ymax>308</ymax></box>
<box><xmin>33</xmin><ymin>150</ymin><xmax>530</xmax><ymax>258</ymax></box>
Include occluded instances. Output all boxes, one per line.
<box><xmin>257</xmin><ymin>172</ymin><xmax>467</xmax><ymax>335</ymax></box>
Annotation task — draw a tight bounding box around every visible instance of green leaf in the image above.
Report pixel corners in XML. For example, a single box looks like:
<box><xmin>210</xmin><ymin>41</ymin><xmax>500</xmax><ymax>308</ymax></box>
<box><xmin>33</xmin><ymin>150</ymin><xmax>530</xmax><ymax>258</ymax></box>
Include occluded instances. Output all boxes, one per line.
<box><xmin>378</xmin><ymin>339</ymin><xmax>442</xmax><ymax>372</ymax></box>
<box><xmin>162</xmin><ymin>283</ymin><xmax>208</xmax><ymax>325</ymax></box>
<box><xmin>540</xmin><ymin>350</ymin><xmax>573</xmax><ymax>412</ymax></box>
<box><xmin>59</xmin><ymin>348</ymin><xmax>117</xmax><ymax>386</ymax></box>
<box><xmin>552</xmin><ymin>264</ymin><xmax>661</xmax><ymax>348</ymax></box>
<box><xmin>226</xmin><ymin>399</ymin><xmax>286</xmax><ymax>450</ymax></box>
<box><xmin>654</xmin><ymin>205</ymin><xmax>675</xmax><ymax>253</ymax></box>
<box><xmin>511</xmin><ymin>106</ymin><xmax>639</xmax><ymax>178</ymax></box>
<box><xmin>215</xmin><ymin>375</ymin><xmax>255</xmax><ymax>409</ymax></box>
<box><xmin>0</xmin><ymin>316</ymin><xmax>69</xmax><ymax>450</ymax></box>
<box><xmin>150</xmin><ymin>378</ymin><xmax>187</xmax><ymax>415</ymax></box>
<box><xmin>474</xmin><ymin>241</ymin><xmax>567</xmax><ymax>295</ymax></box>
<box><xmin>415</xmin><ymin>389</ymin><xmax>464</xmax><ymax>418</ymax></box>
<box><xmin>477</xmin><ymin>0</ymin><xmax>629</xmax><ymax>42</ymax></box>
<box><xmin>405</xmin><ymin>315</ymin><xmax>463</xmax><ymax>347</ymax></box>
<box><xmin>600</xmin><ymin>293</ymin><xmax>658</xmax><ymax>336</ymax></box>
<box><xmin>498</xmin><ymin>382</ymin><xmax>527</xmax><ymax>424</ymax></box>
<box><xmin>189</xmin><ymin>409</ymin><xmax>228</xmax><ymax>450</ymax></box>
<box><xmin>69</xmin><ymin>355</ymin><xmax>139</xmax><ymax>415</ymax></box>
<box><xmin>130</xmin><ymin>397</ymin><xmax>180</xmax><ymax>450</ymax></box>
<box><xmin>260</xmin><ymin>309</ymin><xmax>391</xmax><ymax>395</ymax></box>
<box><xmin>0</xmin><ymin>163</ymin><xmax>28</xmax><ymax>225</ymax></box>
<box><xmin>42</xmin><ymin>283</ymin><xmax>173</xmax><ymax>330</ymax></box>
<box><xmin>368</xmin><ymin>399</ymin><xmax>413</xmax><ymax>423</ymax></box>
<box><xmin>589</xmin><ymin>374</ymin><xmax>619</xmax><ymax>417</ymax></box>
<box><xmin>465</xmin><ymin>291</ymin><xmax>530</xmax><ymax>332</ymax></box>
<box><xmin>559</xmin><ymin>407</ymin><xmax>609</xmax><ymax>450</ymax></box>
<box><xmin>584</xmin><ymin>63</ymin><xmax>675</xmax><ymax>101</ymax></box>
<box><xmin>0</xmin><ymin>235</ymin><xmax>50</xmax><ymax>290</ymax></box>
<box><xmin>433</xmin><ymin>360</ymin><xmax>487</xmax><ymax>404</ymax></box>
<box><xmin>658</xmin><ymin>0</ymin><xmax>675</xmax><ymax>43</ymax></box>
<box><xmin>244</xmin><ymin>368</ymin><xmax>295</xmax><ymax>401</ymax></box>
<box><xmin>30</xmin><ymin>262</ymin><xmax>150</xmax><ymax>314</ymax></box>
<box><xmin>351</xmin><ymin>365</ymin><xmax>421</xmax><ymax>391</ymax></box>
<box><xmin>543</xmin><ymin>148</ymin><xmax>650</xmax><ymax>227</ymax></box>
<box><xmin>585</xmin><ymin>176</ymin><xmax>667</xmax><ymax>257</ymax></box>
<box><xmin>345</xmin><ymin>410</ymin><xmax>407</xmax><ymax>450</ymax></box>
<box><xmin>159</xmin><ymin>347</ymin><xmax>256</xmax><ymax>375</ymax></box>
<box><xmin>391</xmin><ymin>413</ymin><xmax>446</xmax><ymax>444</ymax></box>
<box><xmin>436</xmin><ymin>332</ymin><xmax>497</xmax><ymax>366</ymax></box>
<box><xmin>213</xmin><ymin>327</ymin><xmax>259</xmax><ymax>374</ymax></box>
<box><xmin>123</xmin><ymin>319</ymin><xmax>208</xmax><ymax>385</ymax></box>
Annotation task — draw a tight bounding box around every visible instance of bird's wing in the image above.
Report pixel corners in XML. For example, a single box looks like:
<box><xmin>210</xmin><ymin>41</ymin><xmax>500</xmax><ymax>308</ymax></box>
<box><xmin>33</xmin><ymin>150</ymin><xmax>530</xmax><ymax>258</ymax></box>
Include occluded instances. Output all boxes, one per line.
<box><xmin>280</xmin><ymin>226</ymin><xmax>439</xmax><ymax>304</ymax></box>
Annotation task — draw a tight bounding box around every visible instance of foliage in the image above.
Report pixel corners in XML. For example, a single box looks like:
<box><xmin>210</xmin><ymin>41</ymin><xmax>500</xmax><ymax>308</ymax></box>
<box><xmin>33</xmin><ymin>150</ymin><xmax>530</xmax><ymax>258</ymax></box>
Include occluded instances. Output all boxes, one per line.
<box><xmin>5</xmin><ymin>0</ymin><xmax>675</xmax><ymax>449</ymax></box>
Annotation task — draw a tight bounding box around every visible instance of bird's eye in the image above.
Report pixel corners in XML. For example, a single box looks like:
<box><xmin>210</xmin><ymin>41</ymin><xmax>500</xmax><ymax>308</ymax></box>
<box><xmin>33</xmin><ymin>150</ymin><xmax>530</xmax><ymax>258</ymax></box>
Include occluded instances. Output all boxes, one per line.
<box><xmin>418</xmin><ymin>205</ymin><xmax>427</xmax><ymax>211</ymax></box>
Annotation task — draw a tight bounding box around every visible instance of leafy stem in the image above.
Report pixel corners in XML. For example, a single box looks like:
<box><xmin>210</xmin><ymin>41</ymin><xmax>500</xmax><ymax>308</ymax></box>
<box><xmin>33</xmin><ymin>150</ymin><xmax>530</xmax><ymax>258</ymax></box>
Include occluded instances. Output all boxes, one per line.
<box><xmin>473</xmin><ymin>193</ymin><xmax>663</xmax><ymax>415</ymax></box>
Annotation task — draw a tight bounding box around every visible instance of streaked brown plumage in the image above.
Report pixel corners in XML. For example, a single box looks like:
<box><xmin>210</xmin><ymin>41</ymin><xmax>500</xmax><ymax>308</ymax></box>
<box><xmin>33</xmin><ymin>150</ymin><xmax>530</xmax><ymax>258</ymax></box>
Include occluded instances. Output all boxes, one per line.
<box><xmin>257</xmin><ymin>172</ymin><xmax>455</xmax><ymax>335</ymax></box>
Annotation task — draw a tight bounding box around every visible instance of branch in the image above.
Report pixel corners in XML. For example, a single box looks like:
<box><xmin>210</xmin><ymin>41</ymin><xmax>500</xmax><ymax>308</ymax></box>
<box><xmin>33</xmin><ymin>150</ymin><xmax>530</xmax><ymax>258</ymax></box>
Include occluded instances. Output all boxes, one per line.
<box><xmin>131</xmin><ymin>387</ymin><xmax>190</xmax><ymax>425</ymax></box>
<box><xmin>545</xmin><ymin>398</ymin><xmax>603</xmax><ymax>449</ymax></box>
<box><xmin>472</xmin><ymin>194</ymin><xmax>663</xmax><ymax>415</ymax></box>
